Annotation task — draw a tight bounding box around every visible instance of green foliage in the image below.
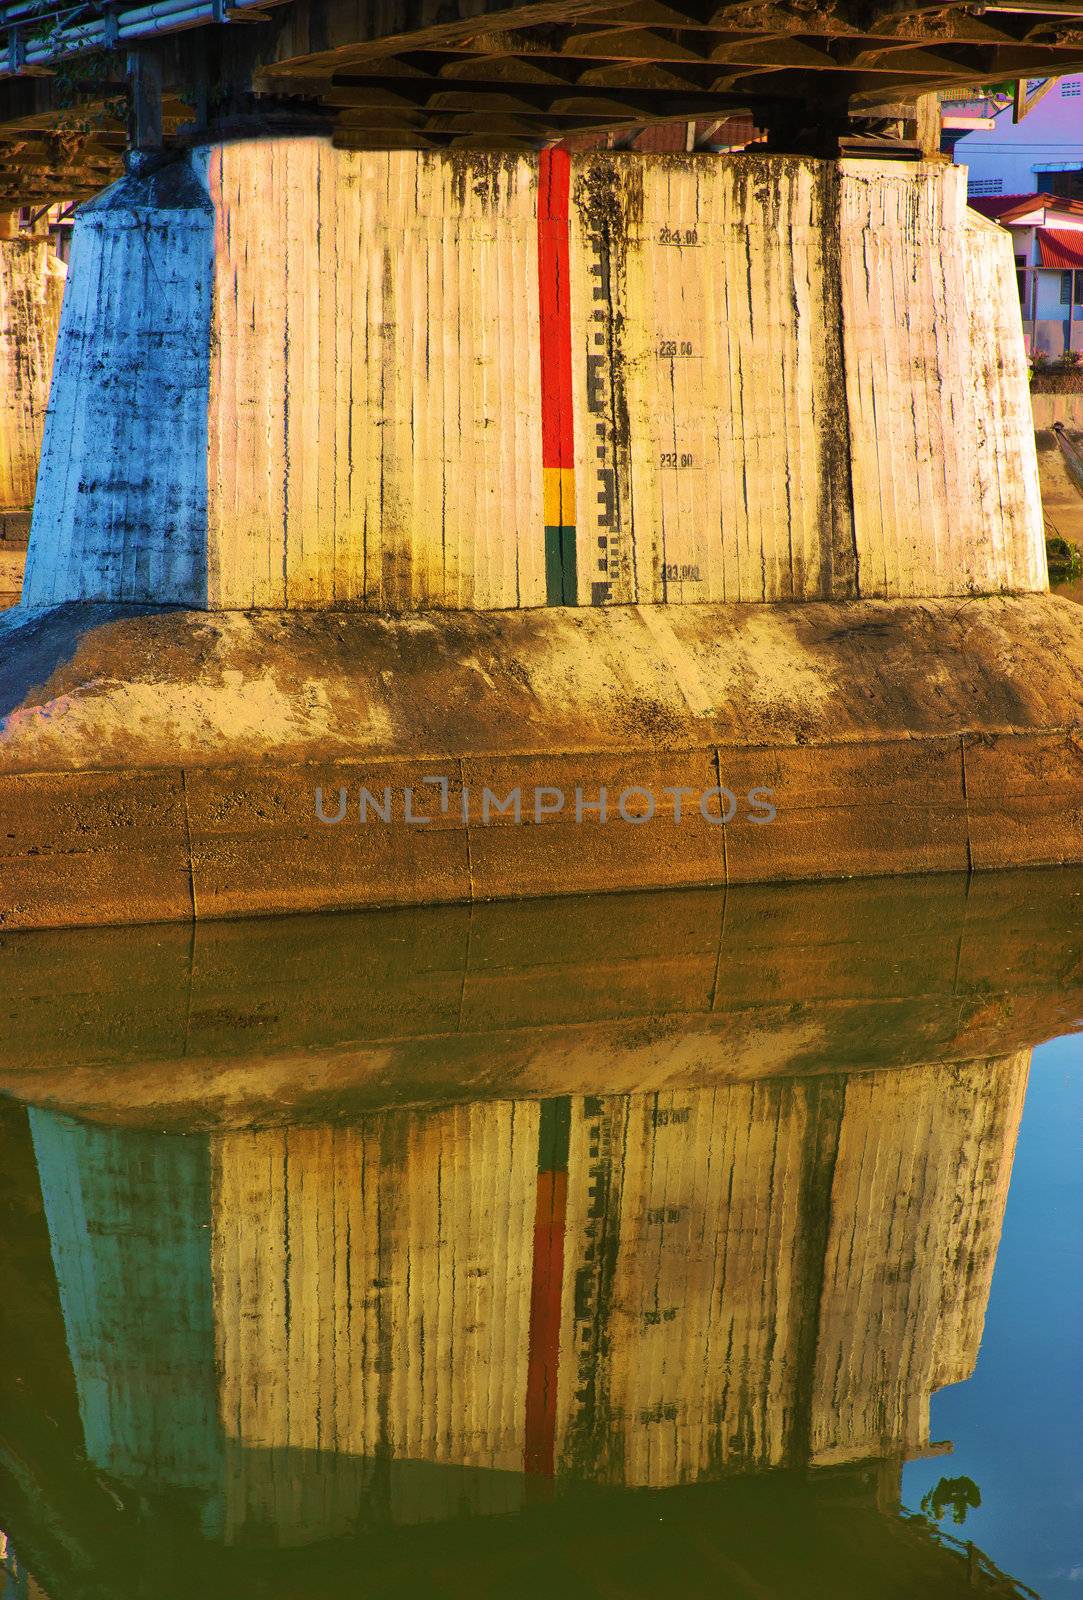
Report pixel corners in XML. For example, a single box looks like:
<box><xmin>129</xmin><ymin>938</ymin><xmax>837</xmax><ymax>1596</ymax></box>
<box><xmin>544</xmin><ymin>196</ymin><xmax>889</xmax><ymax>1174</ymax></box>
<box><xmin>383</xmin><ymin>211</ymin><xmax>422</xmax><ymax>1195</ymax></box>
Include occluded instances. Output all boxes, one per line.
<box><xmin>920</xmin><ymin>1476</ymin><xmax>982</xmax><ymax>1528</ymax></box>
<box><xmin>0</xmin><ymin>1</ymin><xmax>124</xmax><ymax>121</ymax></box>
<box><xmin>45</xmin><ymin>50</ymin><xmax>125</xmax><ymax>129</ymax></box>
<box><xmin>1047</xmin><ymin>534</ymin><xmax>1083</xmax><ymax>581</ymax></box>
<box><xmin>1030</xmin><ymin>349</ymin><xmax>1081</xmax><ymax>375</ymax></box>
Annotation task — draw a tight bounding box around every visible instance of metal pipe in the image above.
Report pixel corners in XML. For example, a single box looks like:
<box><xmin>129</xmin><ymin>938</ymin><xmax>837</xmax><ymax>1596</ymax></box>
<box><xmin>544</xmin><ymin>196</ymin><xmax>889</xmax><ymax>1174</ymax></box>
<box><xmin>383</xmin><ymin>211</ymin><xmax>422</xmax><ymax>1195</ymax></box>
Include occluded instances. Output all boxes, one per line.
<box><xmin>122</xmin><ymin>5</ymin><xmax>224</xmax><ymax>31</ymax></box>
<box><xmin>1069</xmin><ymin>270</ymin><xmax>1075</xmax><ymax>356</ymax></box>
<box><xmin>22</xmin><ymin>21</ymin><xmax>104</xmax><ymax>63</ymax></box>
<box><xmin>0</xmin><ymin>1</ymin><xmax>74</xmax><ymax>22</ymax></box>
<box><xmin>119</xmin><ymin>0</ymin><xmax>220</xmax><ymax>26</ymax></box>
<box><xmin>1</xmin><ymin>0</ymin><xmax>285</xmax><ymax>77</ymax></box>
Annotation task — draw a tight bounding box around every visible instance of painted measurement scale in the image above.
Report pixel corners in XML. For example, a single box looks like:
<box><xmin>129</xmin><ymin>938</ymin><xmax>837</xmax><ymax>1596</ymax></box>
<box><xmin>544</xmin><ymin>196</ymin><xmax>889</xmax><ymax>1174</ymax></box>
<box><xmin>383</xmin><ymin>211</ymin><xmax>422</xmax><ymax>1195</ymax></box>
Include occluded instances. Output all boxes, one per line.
<box><xmin>644</xmin><ymin>213</ymin><xmax>710</xmax><ymax>604</ymax></box>
<box><xmin>537</xmin><ymin>150</ymin><xmax>578</xmax><ymax>606</ymax></box>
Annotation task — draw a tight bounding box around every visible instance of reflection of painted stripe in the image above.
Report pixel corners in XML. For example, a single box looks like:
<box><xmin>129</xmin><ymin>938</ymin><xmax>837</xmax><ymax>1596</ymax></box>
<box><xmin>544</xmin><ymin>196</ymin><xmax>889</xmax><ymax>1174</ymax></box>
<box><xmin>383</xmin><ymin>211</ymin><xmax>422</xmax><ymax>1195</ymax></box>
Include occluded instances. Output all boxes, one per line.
<box><xmin>538</xmin><ymin>149</ymin><xmax>577</xmax><ymax>606</ymax></box>
<box><xmin>525</xmin><ymin>1097</ymin><xmax>571</xmax><ymax>1480</ymax></box>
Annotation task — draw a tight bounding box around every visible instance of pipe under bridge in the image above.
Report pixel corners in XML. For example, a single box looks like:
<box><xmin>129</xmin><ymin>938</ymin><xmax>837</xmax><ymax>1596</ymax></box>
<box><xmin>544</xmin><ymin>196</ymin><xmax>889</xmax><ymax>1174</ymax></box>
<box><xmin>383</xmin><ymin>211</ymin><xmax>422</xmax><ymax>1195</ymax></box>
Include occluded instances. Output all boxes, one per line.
<box><xmin>0</xmin><ymin>0</ymin><xmax>1082</xmax><ymax>926</ymax></box>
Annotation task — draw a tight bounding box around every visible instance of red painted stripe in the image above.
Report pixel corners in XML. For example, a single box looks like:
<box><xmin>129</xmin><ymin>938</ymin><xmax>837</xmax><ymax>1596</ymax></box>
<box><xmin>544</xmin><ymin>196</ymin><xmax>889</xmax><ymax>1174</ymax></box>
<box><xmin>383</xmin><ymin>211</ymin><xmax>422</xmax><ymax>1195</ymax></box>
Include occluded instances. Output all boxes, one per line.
<box><xmin>524</xmin><ymin>1167</ymin><xmax>568</xmax><ymax>1479</ymax></box>
<box><xmin>538</xmin><ymin>148</ymin><xmax>575</xmax><ymax>471</ymax></box>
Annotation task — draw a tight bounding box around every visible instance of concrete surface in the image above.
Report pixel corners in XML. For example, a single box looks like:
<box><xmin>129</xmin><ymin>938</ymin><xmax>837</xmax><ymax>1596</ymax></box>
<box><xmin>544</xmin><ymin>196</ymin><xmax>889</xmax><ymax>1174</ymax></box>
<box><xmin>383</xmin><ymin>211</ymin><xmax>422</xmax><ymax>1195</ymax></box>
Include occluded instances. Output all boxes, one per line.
<box><xmin>23</xmin><ymin>145</ymin><xmax>1045</xmax><ymax>610</ymax></box>
<box><xmin>0</xmin><ymin>231</ymin><xmax>64</xmax><ymax>520</ymax></box>
<box><xmin>1</xmin><ymin>595</ymin><xmax>1081</xmax><ymax>927</ymax></box>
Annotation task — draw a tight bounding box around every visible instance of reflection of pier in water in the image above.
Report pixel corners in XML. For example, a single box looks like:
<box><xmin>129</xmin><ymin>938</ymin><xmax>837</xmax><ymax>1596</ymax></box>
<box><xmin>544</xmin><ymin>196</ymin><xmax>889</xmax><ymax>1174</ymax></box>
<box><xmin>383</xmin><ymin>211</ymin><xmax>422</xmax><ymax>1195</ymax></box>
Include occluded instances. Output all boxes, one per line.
<box><xmin>1</xmin><ymin>869</ymin><xmax>1076</xmax><ymax>1597</ymax></box>
<box><xmin>27</xmin><ymin>1058</ymin><xmax>1026</xmax><ymax>1542</ymax></box>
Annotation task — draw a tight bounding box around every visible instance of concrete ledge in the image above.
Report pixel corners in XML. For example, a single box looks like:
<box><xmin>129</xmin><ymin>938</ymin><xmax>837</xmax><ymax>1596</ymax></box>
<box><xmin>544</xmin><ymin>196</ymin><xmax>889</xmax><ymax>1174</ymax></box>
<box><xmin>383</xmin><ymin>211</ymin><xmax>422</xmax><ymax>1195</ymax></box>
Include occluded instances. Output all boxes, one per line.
<box><xmin>1</xmin><ymin>595</ymin><xmax>1082</xmax><ymax>928</ymax></box>
<box><xmin>0</xmin><ymin>511</ymin><xmax>30</xmax><ymax>541</ymax></box>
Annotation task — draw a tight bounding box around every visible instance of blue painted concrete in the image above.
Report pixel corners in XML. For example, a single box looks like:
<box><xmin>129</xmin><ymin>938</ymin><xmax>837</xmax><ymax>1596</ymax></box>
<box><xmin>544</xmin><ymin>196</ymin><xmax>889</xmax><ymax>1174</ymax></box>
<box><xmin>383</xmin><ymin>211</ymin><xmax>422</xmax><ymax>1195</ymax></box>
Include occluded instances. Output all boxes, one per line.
<box><xmin>22</xmin><ymin>157</ymin><xmax>214</xmax><ymax>608</ymax></box>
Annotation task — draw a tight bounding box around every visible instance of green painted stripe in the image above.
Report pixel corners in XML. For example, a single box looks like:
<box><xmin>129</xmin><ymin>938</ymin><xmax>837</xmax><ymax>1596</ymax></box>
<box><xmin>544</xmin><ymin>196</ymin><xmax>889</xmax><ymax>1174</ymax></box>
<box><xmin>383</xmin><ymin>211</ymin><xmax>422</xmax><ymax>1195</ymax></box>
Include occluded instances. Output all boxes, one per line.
<box><xmin>545</xmin><ymin>525</ymin><xmax>578</xmax><ymax>606</ymax></box>
<box><xmin>537</xmin><ymin>1096</ymin><xmax>572</xmax><ymax>1173</ymax></box>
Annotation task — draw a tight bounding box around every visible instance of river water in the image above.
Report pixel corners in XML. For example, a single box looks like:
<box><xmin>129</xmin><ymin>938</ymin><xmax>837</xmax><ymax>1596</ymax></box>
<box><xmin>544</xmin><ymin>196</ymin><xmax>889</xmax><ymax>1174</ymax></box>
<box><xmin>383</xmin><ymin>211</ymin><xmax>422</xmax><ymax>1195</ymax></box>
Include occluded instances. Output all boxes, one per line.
<box><xmin>0</xmin><ymin>870</ymin><xmax>1079</xmax><ymax>1599</ymax></box>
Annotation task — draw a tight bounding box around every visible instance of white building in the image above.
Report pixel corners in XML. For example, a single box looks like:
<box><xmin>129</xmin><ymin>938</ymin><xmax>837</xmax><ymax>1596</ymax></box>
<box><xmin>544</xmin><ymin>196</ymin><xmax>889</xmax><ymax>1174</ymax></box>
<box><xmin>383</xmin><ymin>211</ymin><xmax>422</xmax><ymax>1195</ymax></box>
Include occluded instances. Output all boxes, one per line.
<box><xmin>949</xmin><ymin>78</ymin><xmax>1083</xmax><ymax>352</ymax></box>
<box><xmin>969</xmin><ymin>193</ymin><xmax>1083</xmax><ymax>355</ymax></box>
<box><xmin>951</xmin><ymin>76</ymin><xmax>1083</xmax><ymax>200</ymax></box>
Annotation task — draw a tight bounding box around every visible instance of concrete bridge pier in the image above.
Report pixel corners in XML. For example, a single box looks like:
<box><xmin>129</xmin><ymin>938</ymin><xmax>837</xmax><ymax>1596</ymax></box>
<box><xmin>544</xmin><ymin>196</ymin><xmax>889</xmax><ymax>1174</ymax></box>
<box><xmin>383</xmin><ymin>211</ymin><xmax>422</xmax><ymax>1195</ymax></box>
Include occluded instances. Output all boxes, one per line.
<box><xmin>0</xmin><ymin>210</ymin><xmax>65</xmax><ymax>606</ymax></box>
<box><xmin>18</xmin><ymin>138</ymin><xmax>1051</xmax><ymax>610</ymax></box>
<box><xmin>1</xmin><ymin>136</ymin><xmax>1083</xmax><ymax>926</ymax></box>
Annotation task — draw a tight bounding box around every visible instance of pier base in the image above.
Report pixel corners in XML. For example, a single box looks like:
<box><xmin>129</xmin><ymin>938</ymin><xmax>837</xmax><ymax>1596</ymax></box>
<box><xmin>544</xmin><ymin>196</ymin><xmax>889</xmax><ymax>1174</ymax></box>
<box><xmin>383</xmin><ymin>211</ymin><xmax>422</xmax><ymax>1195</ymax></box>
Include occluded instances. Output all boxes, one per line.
<box><xmin>23</xmin><ymin>141</ymin><xmax>1046</xmax><ymax>611</ymax></box>
<box><xmin>1</xmin><ymin>594</ymin><xmax>1081</xmax><ymax>927</ymax></box>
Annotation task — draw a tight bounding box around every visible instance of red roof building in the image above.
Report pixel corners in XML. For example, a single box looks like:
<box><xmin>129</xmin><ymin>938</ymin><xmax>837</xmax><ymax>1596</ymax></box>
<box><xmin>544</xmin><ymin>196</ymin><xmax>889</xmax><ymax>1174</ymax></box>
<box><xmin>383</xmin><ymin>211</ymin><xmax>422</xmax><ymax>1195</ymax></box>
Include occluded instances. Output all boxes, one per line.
<box><xmin>968</xmin><ymin>193</ymin><xmax>1083</xmax><ymax>355</ymax></box>
<box><xmin>1036</xmin><ymin>228</ymin><xmax>1083</xmax><ymax>270</ymax></box>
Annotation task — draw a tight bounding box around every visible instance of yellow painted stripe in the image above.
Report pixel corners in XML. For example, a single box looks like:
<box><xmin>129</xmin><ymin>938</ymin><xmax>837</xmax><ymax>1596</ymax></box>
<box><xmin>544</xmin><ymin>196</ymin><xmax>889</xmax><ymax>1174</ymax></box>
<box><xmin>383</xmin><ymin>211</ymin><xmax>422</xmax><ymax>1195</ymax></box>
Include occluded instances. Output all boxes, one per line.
<box><xmin>543</xmin><ymin>467</ymin><xmax>576</xmax><ymax>528</ymax></box>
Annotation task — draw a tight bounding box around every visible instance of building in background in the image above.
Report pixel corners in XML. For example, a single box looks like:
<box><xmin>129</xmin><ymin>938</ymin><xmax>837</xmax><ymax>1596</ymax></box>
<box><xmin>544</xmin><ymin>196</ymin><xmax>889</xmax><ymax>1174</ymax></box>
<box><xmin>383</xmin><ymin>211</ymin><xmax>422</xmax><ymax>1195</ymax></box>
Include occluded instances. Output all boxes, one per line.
<box><xmin>17</xmin><ymin>202</ymin><xmax>75</xmax><ymax>265</ymax></box>
<box><xmin>970</xmin><ymin>192</ymin><xmax>1083</xmax><ymax>353</ymax></box>
<box><xmin>950</xmin><ymin>75</ymin><xmax>1083</xmax><ymax>198</ymax></box>
<box><xmin>943</xmin><ymin>77</ymin><xmax>1083</xmax><ymax>351</ymax></box>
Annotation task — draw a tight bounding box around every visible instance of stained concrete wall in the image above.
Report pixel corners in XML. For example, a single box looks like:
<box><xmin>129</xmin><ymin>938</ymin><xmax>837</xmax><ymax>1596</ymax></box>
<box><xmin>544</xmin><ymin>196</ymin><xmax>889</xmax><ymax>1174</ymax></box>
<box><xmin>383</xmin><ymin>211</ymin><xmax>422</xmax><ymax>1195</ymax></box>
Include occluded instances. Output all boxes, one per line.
<box><xmin>205</xmin><ymin>142</ymin><xmax>545</xmax><ymax>611</ymax></box>
<box><xmin>0</xmin><ymin>226</ymin><xmax>65</xmax><ymax>606</ymax></box>
<box><xmin>22</xmin><ymin>141</ymin><xmax>1046</xmax><ymax>611</ymax></box>
<box><xmin>0</xmin><ymin>229</ymin><xmax>65</xmax><ymax>515</ymax></box>
<box><xmin>1032</xmin><ymin>391</ymin><xmax>1083</xmax><ymax>428</ymax></box>
<box><xmin>840</xmin><ymin>170</ymin><xmax>1044</xmax><ymax>597</ymax></box>
<box><xmin>0</xmin><ymin>537</ymin><xmax>23</xmax><ymax>607</ymax></box>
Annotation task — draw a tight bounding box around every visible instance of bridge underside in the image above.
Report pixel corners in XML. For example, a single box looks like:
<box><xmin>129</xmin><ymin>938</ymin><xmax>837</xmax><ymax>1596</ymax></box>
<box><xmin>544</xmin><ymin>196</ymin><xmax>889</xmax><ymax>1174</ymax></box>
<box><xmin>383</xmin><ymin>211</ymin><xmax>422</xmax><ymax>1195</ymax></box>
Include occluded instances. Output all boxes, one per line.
<box><xmin>7</xmin><ymin>0</ymin><xmax>1083</xmax><ymax>205</ymax></box>
<box><xmin>256</xmin><ymin>0</ymin><xmax>1083</xmax><ymax>153</ymax></box>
